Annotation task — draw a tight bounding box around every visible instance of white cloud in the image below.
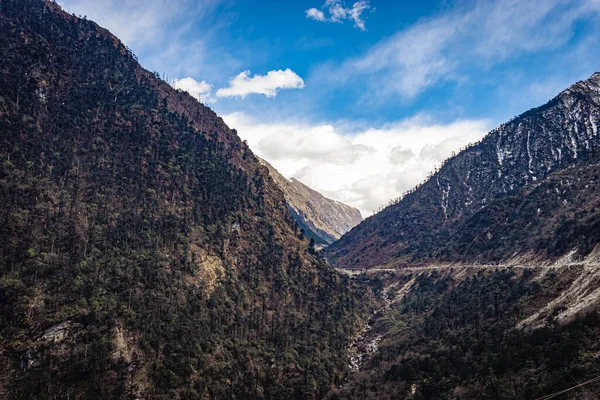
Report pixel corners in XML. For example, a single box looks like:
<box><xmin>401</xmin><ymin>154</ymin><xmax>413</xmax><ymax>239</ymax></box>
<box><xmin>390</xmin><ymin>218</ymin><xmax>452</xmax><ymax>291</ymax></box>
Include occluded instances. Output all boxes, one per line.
<box><xmin>345</xmin><ymin>1</ymin><xmax>370</xmax><ymax>31</ymax></box>
<box><xmin>306</xmin><ymin>8</ymin><xmax>326</xmax><ymax>22</ymax></box>
<box><xmin>257</xmin><ymin>125</ymin><xmax>374</xmax><ymax>164</ymax></box>
<box><xmin>306</xmin><ymin>0</ymin><xmax>371</xmax><ymax>31</ymax></box>
<box><xmin>223</xmin><ymin>112</ymin><xmax>490</xmax><ymax>216</ymax></box>
<box><xmin>318</xmin><ymin>0</ymin><xmax>600</xmax><ymax>98</ymax></box>
<box><xmin>172</xmin><ymin>77</ymin><xmax>215</xmax><ymax>103</ymax></box>
<box><xmin>216</xmin><ymin>69</ymin><xmax>306</xmax><ymax>99</ymax></box>
<box><xmin>389</xmin><ymin>146</ymin><xmax>415</xmax><ymax>166</ymax></box>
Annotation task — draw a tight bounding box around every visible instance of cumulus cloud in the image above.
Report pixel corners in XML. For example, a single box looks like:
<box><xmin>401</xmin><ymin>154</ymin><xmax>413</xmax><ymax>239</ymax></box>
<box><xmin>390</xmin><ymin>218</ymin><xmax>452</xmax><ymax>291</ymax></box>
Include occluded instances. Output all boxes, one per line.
<box><xmin>389</xmin><ymin>146</ymin><xmax>415</xmax><ymax>166</ymax></box>
<box><xmin>216</xmin><ymin>69</ymin><xmax>306</xmax><ymax>99</ymax></box>
<box><xmin>258</xmin><ymin>125</ymin><xmax>374</xmax><ymax>164</ymax></box>
<box><xmin>419</xmin><ymin>138</ymin><xmax>469</xmax><ymax>164</ymax></box>
<box><xmin>306</xmin><ymin>0</ymin><xmax>371</xmax><ymax>31</ymax></box>
<box><xmin>223</xmin><ymin>112</ymin><xmax>490</xmax><ymax>216</ymax></box>
<box><xmin>318</xmin><ymin>0</ymin><xmax>600</xmax><ymax>98</ymax></box>
<box><xmin>172</xmin><ymin>77</ymin><xmax>215</xmax><ymax>103</ymax></box>
<box><xmin>306</xmin><ymin>8</ymin><xmax>326</xmax><ymax>22</ymax></box>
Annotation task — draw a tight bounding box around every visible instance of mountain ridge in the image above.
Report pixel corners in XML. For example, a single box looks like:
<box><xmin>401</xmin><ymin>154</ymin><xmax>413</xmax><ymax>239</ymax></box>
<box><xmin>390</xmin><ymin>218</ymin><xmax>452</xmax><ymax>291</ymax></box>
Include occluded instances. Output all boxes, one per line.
<box><xmin>258</xmin><ymin>157</ymin><xmax>362</xmax><ymax>245</ymax></box>
<box><xmin>325</xmin><ymin>72</ymin><xmax>600</xmax><ymax>269</ymax></box>
<box><xmin>0</xmin><ymin>1</ymin><xmax>365</xmax><ymax>398</ymax></box>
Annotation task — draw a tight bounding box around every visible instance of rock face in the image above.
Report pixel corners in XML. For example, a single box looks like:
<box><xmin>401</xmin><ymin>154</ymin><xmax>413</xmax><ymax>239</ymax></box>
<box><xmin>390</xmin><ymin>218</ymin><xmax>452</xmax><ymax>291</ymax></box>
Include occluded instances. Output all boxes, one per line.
<box><xmin>0</xmin><ymin>1</ymin><xmax>363</xmax><ymax>398</ymax></box>
<box><xmin>259</xmin><ymin>158</ymin><xmax>362</xmax><ymax>245</ymax></box>
<box><xmin>326</xmin><ymin>73</ymin><xmax>600</xmax><ymax>269</ymax></box>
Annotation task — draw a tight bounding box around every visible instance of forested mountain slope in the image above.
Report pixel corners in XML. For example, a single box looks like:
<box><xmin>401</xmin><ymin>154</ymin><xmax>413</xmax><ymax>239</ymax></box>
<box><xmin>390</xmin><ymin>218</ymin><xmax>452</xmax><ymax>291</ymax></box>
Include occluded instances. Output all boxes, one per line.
<box><xmin>258</xmin><ymin>158</ymin><xmax>363</xmax><ymax>245</ymax></box>
<box><xmin>325</xmin><ymin>74</ymin><xmax>600</xmax><ymax>398</ymax></box>
<box><xmin>333</xmin><ymin>265</ymin><xmax>600</xmax><ymax>399</ymax></box>
<box><xmin>326</xmin><ymin>73</ymin><xmax>600</xmax><ymax>269</ymax></box>
<box><xmin>0</xmin><ymin>1</ymin><xmax>366</xmax><ymax>398</ymax></box>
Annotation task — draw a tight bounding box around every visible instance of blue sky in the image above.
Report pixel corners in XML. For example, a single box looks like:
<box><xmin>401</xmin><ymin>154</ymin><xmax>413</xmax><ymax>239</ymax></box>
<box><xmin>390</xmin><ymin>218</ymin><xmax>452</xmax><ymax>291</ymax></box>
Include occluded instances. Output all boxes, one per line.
<box><xmin>59</xmin><ymin>0</ymin><xmax>600</xmax><ymax>215</ymax></box>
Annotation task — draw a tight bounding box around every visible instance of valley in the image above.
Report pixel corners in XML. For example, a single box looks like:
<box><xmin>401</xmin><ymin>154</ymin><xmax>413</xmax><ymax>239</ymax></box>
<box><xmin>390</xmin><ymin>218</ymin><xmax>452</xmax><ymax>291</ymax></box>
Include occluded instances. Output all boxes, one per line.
<box><xmin>334</xmin><ymin>258</ymin><xmax>600</xmax><ymax>399</ymax></box>
<box><xmin>1</xmin><ymin>1</ymin><xmax>600</xmax><ymax>399</ymax></box>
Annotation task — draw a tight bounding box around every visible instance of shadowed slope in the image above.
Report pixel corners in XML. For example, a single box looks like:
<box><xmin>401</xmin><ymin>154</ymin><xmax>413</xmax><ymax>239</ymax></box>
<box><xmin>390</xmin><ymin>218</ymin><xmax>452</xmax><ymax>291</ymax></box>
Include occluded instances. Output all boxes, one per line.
<box><xmin>0</xmin><ymin>1</ymin><xmax>365</xmax><ymax>398</ymax></box>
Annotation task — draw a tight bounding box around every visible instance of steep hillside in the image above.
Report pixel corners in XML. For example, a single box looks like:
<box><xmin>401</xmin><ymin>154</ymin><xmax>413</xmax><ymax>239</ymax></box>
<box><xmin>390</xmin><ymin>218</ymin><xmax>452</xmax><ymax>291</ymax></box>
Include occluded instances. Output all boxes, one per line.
<box><xmin>333</xmin><ymin>265</ymin><xmax>600</xmax><ymax>399</ymax></box>
<box><xmin>258</xmin><ymin>158</ymin><xmax>362</xmax><ymax>245</ymax></box>
<box><xmin>0</xmin><ymin>1</ymin><xmax>366</xmax><ymax>398</ymax></box>
<box><xmin>326</xmin><ymin>73</ymin><xmax>600</xmax><ymax>269</ymax></box>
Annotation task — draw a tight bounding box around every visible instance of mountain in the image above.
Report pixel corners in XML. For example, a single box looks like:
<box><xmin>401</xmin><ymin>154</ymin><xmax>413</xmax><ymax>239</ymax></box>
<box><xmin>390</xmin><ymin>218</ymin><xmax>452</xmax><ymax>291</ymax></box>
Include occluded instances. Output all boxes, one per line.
<box><xmin>325</xmin><ymin>73</ymin><xmax>600</xmax><ymax>398</ymax></box>
<box><xmin>0</xmin><ymin>1</ymin><xmax>366</xmax><ymax>398</ymax></box>
<box><xmin>325</xmin><ymin>73</ymin><xmax>600</xmax><ymax>270</ymax></box>
<box><xmin>332</xmin><ymin>264</ymin><xmax>600</xmax><ymax>399</ymax></box>
<box><xmin>258</xmin><ymin>158</ymin><xmax>362</xmax><ymax>245</ymax></box>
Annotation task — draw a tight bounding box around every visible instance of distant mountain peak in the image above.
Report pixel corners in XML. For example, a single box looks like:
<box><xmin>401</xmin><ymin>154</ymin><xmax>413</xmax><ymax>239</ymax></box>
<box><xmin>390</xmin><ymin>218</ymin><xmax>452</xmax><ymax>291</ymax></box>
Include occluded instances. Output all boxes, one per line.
<box><xmin>258</xmin><ymin>157</ymin><xmax>362</xmax><ymax>245</ymax></box>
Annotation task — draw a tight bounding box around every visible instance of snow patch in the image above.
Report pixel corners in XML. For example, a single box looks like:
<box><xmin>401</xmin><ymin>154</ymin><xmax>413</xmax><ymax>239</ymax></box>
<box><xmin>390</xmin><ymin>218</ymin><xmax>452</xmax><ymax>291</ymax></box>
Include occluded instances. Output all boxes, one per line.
<box><xmin>527</xmin><ymin>131</ymin><xmax>534</xmax><ymax>174</ymax></box>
